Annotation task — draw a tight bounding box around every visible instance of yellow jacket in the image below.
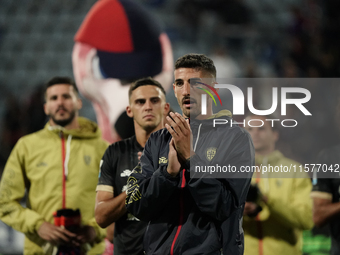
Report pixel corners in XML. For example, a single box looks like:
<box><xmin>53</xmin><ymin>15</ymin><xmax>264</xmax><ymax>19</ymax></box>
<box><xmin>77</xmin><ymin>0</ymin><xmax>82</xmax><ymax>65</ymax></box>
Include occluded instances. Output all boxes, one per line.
<box><xmin>243</xmin><ymin>150</ymin><xmax>313</xmax><ymax>255</ymax></box>
<box><xmin>0</xmin><ymin>117</ymin><xmax>108</xmax><ymax>254</ymax></box>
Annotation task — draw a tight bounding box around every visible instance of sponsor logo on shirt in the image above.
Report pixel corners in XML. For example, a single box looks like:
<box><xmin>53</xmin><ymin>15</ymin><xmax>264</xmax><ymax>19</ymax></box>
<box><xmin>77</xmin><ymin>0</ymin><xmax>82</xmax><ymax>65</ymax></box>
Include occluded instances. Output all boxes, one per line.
<box><xmin>121</xmin><ymin>169</ymin><xmax>132</xmax><ymax>177</ymax></box>
<box><xmin>159</xmin><ymin>157</ymin><xmax>168</xmax><ymax>164</ymax></box>
<box><xmin>36</xmin><ymin>162</ymin><xmax>47</xmax><ymax>167</ymax></box>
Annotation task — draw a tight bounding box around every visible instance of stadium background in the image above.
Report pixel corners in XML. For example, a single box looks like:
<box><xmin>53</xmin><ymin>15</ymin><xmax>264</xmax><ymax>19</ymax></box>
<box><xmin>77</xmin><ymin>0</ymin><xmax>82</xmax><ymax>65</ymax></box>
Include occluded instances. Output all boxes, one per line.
<box><xmin>0</xmin><ymin>0</ymin><xmax>339</xmax><ymax>253</ymax></box>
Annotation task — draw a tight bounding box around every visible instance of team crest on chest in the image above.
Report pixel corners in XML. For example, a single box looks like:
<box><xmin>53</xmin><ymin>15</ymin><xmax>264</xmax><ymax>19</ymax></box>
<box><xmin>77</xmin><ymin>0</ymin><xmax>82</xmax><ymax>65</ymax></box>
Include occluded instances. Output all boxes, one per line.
<box><xmin>84</xmin><ymin>155</ymin><xmax>91</xmax><ymax>165</ymax></box>
<box><xmin>206</xmin><ymin>147</ymin><xmax>217</xmax><ymax>161</ymax></box>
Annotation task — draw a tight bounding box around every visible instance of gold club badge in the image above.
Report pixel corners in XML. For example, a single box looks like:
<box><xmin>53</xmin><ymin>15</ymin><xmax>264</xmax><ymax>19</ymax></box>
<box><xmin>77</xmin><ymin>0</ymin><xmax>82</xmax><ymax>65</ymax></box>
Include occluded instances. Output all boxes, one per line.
<box><xmin>206</xmin><ymin>147</ymin><xmax>217</xmax><ymax>161</ymax></box>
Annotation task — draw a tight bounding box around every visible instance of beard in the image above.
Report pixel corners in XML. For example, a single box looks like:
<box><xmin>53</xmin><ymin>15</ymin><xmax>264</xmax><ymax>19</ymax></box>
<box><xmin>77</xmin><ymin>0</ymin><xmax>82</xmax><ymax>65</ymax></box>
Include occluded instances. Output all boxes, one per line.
<box><xmin>179</xmin><ymin>96</ymin><xmax>200</xmax><ymax>119</ymax></box>
<box><xmin>182</xmin><ymin>108</ymin><xmax>200</xmax><ymax>119</ymax></box>
<box><xmin>50</xmin><ymin>110</ymin><xmax>76</xmax><ymax>127</ymax></box>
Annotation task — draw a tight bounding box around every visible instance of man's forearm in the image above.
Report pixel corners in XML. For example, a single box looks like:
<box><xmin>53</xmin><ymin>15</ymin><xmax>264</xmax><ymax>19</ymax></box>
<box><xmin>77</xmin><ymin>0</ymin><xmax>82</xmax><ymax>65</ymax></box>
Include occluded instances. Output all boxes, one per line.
<box><xmin>95</xmin><ymin>192</ymin><xmax>127</xmax><ymax>228</ymax></box>
<box><xmin>313</xmin><ymin>202</ymin><xmax>340</xmax><ymax>227</ymax></box>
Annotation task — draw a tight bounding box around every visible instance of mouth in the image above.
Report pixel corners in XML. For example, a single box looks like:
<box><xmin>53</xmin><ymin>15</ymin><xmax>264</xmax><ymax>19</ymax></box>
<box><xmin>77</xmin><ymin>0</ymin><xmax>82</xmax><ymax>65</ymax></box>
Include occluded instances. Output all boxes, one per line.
<box><xmin>183</xmin><ymin>98</ymin><xmax>196</xmax><ymax>108</ymax></box>
<box><xmin>143</xmin><ymin>114</ymin><xmax>155</xmax><ymax>119</ymax></box>
<box><xmin>56</xmin><ymin>108</ymin><xmax>67</xmax><ymax>114</ymax></box>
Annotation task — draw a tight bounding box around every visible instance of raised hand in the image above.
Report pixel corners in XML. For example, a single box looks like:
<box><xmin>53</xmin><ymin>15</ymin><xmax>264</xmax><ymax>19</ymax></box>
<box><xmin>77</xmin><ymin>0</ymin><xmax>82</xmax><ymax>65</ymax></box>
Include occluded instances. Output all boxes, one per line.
<box><xmin>167</xmin><ymin>138</ymin><xmax>182</xmax><ymax>177</ymax></box>
<box><xmin>165</xmin><ymin>112</ymin><xmax>193</xmax><ymax>162</ymax></box>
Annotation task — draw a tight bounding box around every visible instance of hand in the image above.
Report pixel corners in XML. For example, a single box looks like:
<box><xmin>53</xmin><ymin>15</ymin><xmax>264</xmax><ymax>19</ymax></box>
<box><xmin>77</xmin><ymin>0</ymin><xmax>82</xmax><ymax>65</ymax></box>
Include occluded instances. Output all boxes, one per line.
<box><xmin>244</xmin><ymin>202</ymin><xmax>262</xmax><ymax>217</ymax></box>
<box><xmin>167</xmin><ymin>138</ymin><xmax>182</xmax><ymax>177</ymax></box>
<box><xmin>165</xmin><ymin>112</ymin><xmax>193</xmax><ymax>162</ymax></box>
<box><xmin>75</xmin><ymin>225</ymin><xmax>97</xmax><ymax>244</ymax></box>
<box><xmin>137</xmin><ymin>151</ymin><xmax>142</xmax><ymax>162</ymax></box>
<box><xmin>37</xmin><ymin>222</ymin><xmax>78</xmax><ymax>246</ymax></box>
<box><xmin>244</xmin><ymin>202</ymin><xmax>258</xmax><ymax>216</ymax></box>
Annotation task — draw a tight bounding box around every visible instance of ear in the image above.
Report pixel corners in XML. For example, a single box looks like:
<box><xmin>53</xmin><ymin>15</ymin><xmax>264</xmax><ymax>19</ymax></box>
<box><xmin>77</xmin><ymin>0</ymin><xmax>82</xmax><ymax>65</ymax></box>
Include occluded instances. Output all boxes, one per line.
<box><xmin>77</xmin><ymin>98</ymin><xmax>83</xmax><ymax>110</ymax></box>
<box><xmin>213</xmin><ymin>81</ymin><xmax>219</xmax><ymax>93</ymax></box>
<box><xmin>164</xmin><ymin>102</ymin><xmax>170</xmax><ymax>116</ymax></box>
<box><xmin>126</xmin><ymin>105</ymin><xmax>133</xmax><ymax>118</ymax></box>
<box><xmin>172</xmin><ymin>83</ymin><xmax>177</xmax><ymax>98</ymax></box>
<box><xmin>43</xmin><ymin>103</ymin><xmax>48</xmax><ymax>115</ymax></box>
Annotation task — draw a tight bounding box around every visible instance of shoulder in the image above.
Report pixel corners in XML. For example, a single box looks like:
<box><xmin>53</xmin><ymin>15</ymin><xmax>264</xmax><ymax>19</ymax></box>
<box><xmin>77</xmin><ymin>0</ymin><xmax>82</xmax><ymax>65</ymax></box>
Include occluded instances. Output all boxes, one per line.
<box><xmin>148</xmin><ymin>128</ymin><xmax>171</xmax><ymax>145</ymax></box>
<box><xmin>93</xmin><ymin>137</ymin><xmax>109</xmax><ymax>150</ymax></box>
<box><xmin>16</xmin><ymin>129</ymin><xmax>49</xmax><ymax>146</ymax></box>
<box><xmin>216</xmin><ymin>122</ymin><xmax>253</xmax><ymax>145</ymax></box>
<box><xmin>150</xmin><ymin>128</ymin><xmax>171</xmax><ymax>140</ymax></box>
<box><xmin>105</xmin><ymin>136</ymin><xmax>136</xmax><ymax>155</ymax></box>
<box><xmin>278</xmin><ymin>153</ymin><xmax>300</xmax><ymax>166</ymax></box>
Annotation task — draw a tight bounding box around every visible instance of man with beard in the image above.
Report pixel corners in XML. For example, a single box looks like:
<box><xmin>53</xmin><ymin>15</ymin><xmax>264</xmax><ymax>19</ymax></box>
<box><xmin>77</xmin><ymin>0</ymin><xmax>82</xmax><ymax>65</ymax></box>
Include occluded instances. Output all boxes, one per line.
<box><xmin>126</xmin><ymin>54</ymin><xmax>254</xmax><ymax>254</ymax></box>
<box><xmin>243</xmin><ymin>114</ymin><xmax>313</xmax><ymax>255</ymax></box>
<box><xmin>95</xmin><ymin>77</ymin><xmax>169</xmax><ymax>255</ymax></box>
<box><xmin>0</xmin><ymin>77</ymin><xmax>108</xmax><ymax>254</ymax></box>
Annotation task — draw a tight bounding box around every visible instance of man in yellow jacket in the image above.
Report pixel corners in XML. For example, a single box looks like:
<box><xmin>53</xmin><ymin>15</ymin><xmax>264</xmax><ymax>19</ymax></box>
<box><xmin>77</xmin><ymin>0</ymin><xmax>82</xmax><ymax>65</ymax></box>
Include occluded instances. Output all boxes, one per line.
<box><xmin>243</xmin><ymin>114</ymin><xmax>313</xmax><ymax>255</ymax></box>
<box><xmin>0</xmin><ymin>77</ymin><xmax>108</xmax><ymax>254</ymax></box>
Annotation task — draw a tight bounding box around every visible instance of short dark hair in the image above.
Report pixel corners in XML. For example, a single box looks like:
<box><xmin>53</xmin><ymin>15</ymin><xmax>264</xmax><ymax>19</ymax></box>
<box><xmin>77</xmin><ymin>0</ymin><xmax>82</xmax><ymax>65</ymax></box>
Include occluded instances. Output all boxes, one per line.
<box><xmin>128</xmin><ymin>77</ymin><xmax>166</xmax><ymax>99</ymax></box>
<box><xmin>45</xmin><ymin>76</ymin><xmax>79</xmax><ymax>99</ymax></box>
<box><xmin>175</xmin><ymin>53</ymin><xmax>216</xmax><ymax>78</ymax></box>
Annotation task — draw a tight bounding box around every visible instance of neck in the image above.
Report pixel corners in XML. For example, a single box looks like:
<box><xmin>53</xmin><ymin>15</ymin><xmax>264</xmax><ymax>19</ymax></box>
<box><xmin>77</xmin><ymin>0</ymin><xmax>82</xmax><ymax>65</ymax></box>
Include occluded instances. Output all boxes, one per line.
<box><xmin>255</xmin><ymin>147</ymin><xmax>275</xmax><ymax>157</ymax></box>
<box><xmin>134</xmin><ymin>122</ymin><xmax>163</xmax><ymax>148</ymax></box>
<box><xmin>187</xmin><ymin>106</ymin><xmax>214</xmax><ymax>120</ymax></box>
<box><xmin>49</xmin><ymin>116</ymin><xmax>80</xmax><ymax>130</ymax></box>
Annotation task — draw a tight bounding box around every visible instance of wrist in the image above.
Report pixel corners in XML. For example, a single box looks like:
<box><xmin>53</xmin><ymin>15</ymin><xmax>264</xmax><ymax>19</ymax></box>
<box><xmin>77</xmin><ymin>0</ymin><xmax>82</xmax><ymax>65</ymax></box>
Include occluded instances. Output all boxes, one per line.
<box><xmin>185</xmin><ymin>153</ymin><xmax>196</xmax><ymax>169</ymax></box>
<box><xmin>35</xmin><ymin>219</ymin><xmax>46</xmax><ymax>233</ymax></box>
<box><xmin>167</xmin><ymin>167</ymin><xmax>179</xmax><ymax>177</ymax></box>
<box><xmin>163</xmin><ymin>167</ymin><xmax>180</xmax><ymax>180</ymax></box>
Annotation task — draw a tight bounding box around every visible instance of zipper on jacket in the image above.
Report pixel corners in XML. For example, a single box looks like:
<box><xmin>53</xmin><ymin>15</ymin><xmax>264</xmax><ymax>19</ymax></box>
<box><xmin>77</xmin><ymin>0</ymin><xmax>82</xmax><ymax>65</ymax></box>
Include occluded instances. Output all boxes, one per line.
<box><xmin>60</xmin><ymin>132</ymin><xmax>66</xmax><ymax>209</ymax></box>
<box><xmin>170</xmin><ymin>170</ymin><xmax>186</xmax><ymax>255</ymax></box>
<box><xmin>60</xmin><ymin>132</ymin><xmax>72</xmax><ymax>209</ymax></box>
<box><xmin>255</xmin><ymin>169</ymin><xmax>263</xmax><ymax>255</ymax></box>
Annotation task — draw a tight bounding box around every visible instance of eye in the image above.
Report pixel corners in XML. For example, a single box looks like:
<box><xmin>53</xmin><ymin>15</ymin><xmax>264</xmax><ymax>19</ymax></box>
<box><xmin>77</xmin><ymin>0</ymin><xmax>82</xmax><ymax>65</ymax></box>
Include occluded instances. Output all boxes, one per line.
<box><xmin>135</xmin><ymin>99</ymin><xmax>145</xmax><ymax>105</ymax></box>
<box><xmin>175</xmin><ymin>80</ymin><xmax>183</xmax><ymax>87</ymax></box>
<box><xmin>189</xmin><ymin>78</ymin><xmax>202</xmax><ymax>86</ymax></box>
<box><xmin>151</xmin><ymin>98</ymin><xmax>160</xmax><ymax>104</ymax></box>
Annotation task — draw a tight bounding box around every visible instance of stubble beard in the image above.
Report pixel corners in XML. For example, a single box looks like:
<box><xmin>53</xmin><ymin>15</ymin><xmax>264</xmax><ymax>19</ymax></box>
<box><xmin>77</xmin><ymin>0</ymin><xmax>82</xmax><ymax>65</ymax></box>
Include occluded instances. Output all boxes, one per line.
<box><xmin>181</xmin><ymin>106</ymin><xmax>199</xmax><ymax>119</ymax></box>
<box><xmin>50</xmin><ymin>110</ymin><xmax>76</xmax><ymax>127</ymax></box>
<box><xmin>137</xmin><ymin>118</ymin><xmax>161</xmax><ymax>134</ymax></box>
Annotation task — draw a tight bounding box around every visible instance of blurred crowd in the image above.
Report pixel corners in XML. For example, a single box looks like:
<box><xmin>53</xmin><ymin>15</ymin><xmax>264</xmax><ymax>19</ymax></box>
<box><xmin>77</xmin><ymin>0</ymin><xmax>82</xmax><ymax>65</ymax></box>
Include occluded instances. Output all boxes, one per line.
<box><xmin>2</xmin><ymin>0</ymin><xmax>340</xmax><ymax>174</ymax></box>
<box><xmin>0</xmin><ymin>0</ymin><xmax>340</xmax><ymax>254</ymax></box>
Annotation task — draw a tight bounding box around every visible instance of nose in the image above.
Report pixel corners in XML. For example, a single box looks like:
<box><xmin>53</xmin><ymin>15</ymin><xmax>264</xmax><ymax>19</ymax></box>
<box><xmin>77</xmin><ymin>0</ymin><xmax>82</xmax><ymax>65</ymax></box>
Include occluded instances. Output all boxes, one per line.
<box><xmin>182</xmin><ymin>81</ymin><xmax>190</xmax><ymax>96</ymax></box>
<box><xmin>144</xmin><ymin>99</ymin><xmax>152</xmax><ymax>111</ymax></box>
<box><xmin>56</xmin><ymin>96</ymin><xmax>65</xmax><ymax>105</ymax></box>
<box><xmin>249</xmin><ymin>128</ymin><xmax>260</xmax><ymax>138</ymax></box>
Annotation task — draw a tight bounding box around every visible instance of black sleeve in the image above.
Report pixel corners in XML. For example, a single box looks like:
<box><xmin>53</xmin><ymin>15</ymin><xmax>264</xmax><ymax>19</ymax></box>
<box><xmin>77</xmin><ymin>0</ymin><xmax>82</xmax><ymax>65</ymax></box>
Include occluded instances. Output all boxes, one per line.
<box><xmin>125</xmin><ymin>133</ymin><xmax>179</xmax><ymax>221</ymax></box>
<box><xmin>312</xmin><ymin>178</ymin><xmax>332</xmax><ymax>194</ymax></box>
<box><xmin>97</xmin><ymin>145</ymin><xmax>116</xmax><ymax>193</ymax></box>
<box><xmin>186</xmin><ymin>130</ymin><xmax>254</xmax><ymax>221</ymax></box>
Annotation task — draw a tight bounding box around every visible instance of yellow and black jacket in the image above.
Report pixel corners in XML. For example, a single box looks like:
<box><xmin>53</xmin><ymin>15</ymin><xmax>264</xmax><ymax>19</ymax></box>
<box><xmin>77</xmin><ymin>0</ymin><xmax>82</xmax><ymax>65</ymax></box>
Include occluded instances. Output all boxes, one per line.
<box><xmin>243</xmin><ymin>150</ymin><xmax>313</xmax><ymax>255</ymax></box>
<box><xmin>0</xmin><ymin>117</ymin><xmax>108</xmax><ymax>254</ymax></box>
